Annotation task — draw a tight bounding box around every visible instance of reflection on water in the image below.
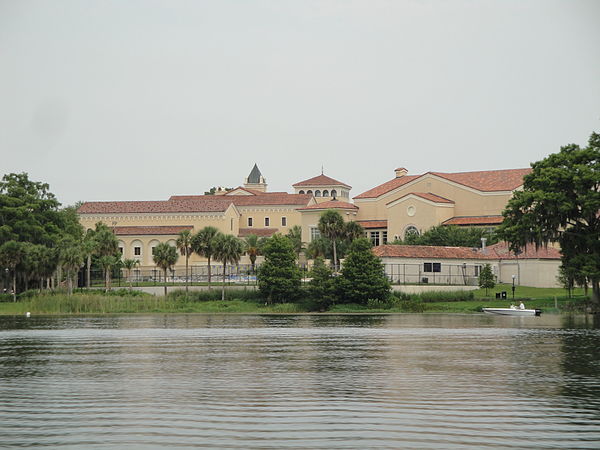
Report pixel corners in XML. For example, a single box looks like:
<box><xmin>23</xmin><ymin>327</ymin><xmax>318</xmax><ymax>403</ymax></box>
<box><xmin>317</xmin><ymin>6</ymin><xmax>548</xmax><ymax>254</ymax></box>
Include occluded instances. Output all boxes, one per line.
<box><xmin>1</xmin><ymin>313</ymin><xmax>600</xmax><ymax>448</ymax></box>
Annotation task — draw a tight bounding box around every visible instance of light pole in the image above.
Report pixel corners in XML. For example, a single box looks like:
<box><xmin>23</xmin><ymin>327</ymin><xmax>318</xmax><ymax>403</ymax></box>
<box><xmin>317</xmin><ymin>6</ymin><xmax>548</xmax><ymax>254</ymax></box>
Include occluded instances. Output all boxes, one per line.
<box><xmin>512</xmin><ymin>274</ymin><xmax>516</xmax><ymax>300</ymax></box>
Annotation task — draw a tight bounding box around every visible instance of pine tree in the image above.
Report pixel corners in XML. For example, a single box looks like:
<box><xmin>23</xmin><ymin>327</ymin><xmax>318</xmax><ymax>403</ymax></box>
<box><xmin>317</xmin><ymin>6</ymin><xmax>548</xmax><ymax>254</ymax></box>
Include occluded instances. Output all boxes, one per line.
<box><xmin>258</xmin><ymin>234</ymin><xmax>301</xmax><ymax>303</ymax></box>
<box><xmin>308</xmin><ymin>257</ymin><xmax>337</xmax><ymax>310</ymax></box>
<box><xmin>478</xmin><ymin>263</ymin><xmax>495</xmax><ymax>296</ymax></box>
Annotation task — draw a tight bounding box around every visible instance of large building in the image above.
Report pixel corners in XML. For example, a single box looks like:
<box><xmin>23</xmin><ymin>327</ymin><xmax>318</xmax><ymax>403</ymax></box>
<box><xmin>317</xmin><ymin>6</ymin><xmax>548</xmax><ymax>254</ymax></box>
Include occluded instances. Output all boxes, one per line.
<box><xmin>78</xmin><ymin>165</ymin><xmax>532</xmax><ymax>269</ymax></box>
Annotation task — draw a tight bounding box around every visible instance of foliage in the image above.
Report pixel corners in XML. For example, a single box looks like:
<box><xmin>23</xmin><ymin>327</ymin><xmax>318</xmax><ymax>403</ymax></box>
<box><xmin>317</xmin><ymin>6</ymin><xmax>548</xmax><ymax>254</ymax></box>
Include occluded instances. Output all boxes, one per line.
<box><xmin>285</xmin><ymin>225</ymin><xmax>304</xmax><ymax>259</ymax></box>
<box><xmin>121</xmin><ymin>258</ymin><xmax>140</xmax><ymax>291</ymax></box>
<box><xmin>308</xmin><ymin>257</ymin><xmax>337</xmax><ymax>309</ymax></box>
<box><xmin>59</xmin><ymin>238</ymin><xmax>84</xmax><ymax>295</ymax></box>
<box><xmin>337</xmin><ymin>238</ymin><xmax>391</xmax><ymax>305</ymax></box>
<box><xmin>213</xmin><ymin>234</ymin><xmax>244</xmax><ymax>300</ymax></box>
<box><xmin>243</xmin><ymin>234</ymin><xmax>264</xmax><ymax>272</ymax></box>
<box><xmin>318</xmin><ymin>210</ymin><xmax>345</xmax><ymax>269</ymax></box>
<box><xmin>400</xmin><ymin>224</ymin><xmax>497</xmax><ymax>247</ymax></box>
<box><xmin>191</xmin><ymin>226</ymin><xmax>222</xmax><ymax>289</ymax></box>
<box><xmin>498</xmin><ymin>132</ymin><xmax>600</xmax><ymax>305</ymax></box>
<box><xmin>478</xmin><ymin>264</ymin><xmax>495</xmax><ymax>295</ymax></box>
<box><xmin>258</xmin><ymin>234</ymin><xmax>302</xmax><ymax>303</ymax></box>
<box><xmin>176</xmin><ymin>230</ymin><xmax>193</xmax><ymax>292</ymax></box>
<box><xmin>153</xmin><ymin>242</ymin><xmax>179</xmax><ymax>296</ymax></box>
<box><xmin>204</xmin><ymin>186</ymin><xmax>233</xmax><ymax>195</ymax></box>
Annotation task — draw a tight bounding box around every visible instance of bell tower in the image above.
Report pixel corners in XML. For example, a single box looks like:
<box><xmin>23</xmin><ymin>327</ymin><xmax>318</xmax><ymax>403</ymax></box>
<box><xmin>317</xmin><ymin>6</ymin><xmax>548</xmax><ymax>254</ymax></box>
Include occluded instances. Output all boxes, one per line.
<box><xmin>244</xmin><ymin>164</ymin><xmax>267</xmax><ymax>192</ymax></box>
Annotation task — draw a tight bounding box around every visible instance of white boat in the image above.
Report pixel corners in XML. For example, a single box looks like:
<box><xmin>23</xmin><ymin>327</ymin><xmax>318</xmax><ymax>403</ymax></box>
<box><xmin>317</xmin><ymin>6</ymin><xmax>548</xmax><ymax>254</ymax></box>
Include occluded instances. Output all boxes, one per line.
<box><xmin>482</xmin><ymin>307</ymin><xmax>541</xmax><ymax>316</ymax></box>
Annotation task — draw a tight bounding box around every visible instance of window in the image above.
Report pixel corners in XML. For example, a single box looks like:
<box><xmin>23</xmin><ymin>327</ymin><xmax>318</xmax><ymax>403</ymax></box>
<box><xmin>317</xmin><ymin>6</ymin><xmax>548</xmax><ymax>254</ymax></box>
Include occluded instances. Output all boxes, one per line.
<box><xmin>474</xmin><ymin>265</ymin><xmax>481</xmax><ymax>276</ymax></box>
<box><xmin>382</xmin><ymin>231</ymin><xmax>388</xmax><ymax>244</ymax></box>
<box><xmin>405</xmin><ymin>226</ymin><xmax>419</xmax><ymax>238</ymax></box>
<box><xmin>134</xmin><ymin>247</ymin><xmax>141</xmax><ymax>256</ymax></box>
<box><xmin>265</xmin><ymin>217</ymin><xmax>270</xmax><ymax>227</ymax></box>
<box><xmin>331</xmin><ymin>189</ymin><xmax>337</xmax><ymax>198</ymax></box>
<box><xmin>248</xmin><ymin>217</ymin><xmax>253</xmax><ymax>227</ymax></box>
<box><xmin>299</xmin><ymin>190</ymin><xmax>305</xmax><ymax>194</ymax></box>
<box><xmin>281</xmin><ymin>217</ymin><xmax>287</xmax><ymax>227</ymax></box>
<box><xmin>315</xmin><ymin>190</ymin><xmax>321</xmax><ymax>197</ymax></box>
<box><xmin>424</xmin><ymin>262</ymin><xmax>441</xmax><ymax>273</ymax></box>
<box><xmin>310</xmin><ymin>227</ymin><xmax>321</xmax><ymax>241</ymax></box>
<box><xmin>307</xmin><ymin>190</ymin><xmax>313</xmax><ymax>195</ymax></box>
<box><xmin>151</xmin><ymin>247</ymin><xmax>156</xmax><ymax>255</ymax></box>
<box><xmin>118</xmin><ymin>247</ymin><xmax>123</xmax><ymax>255</ymax></box>
<box><xmin>370</xmin><ymin>231</ymin><xmax>380</xmax><ymax>246</ymax></box>
<box><xmin>322</xmin><ymin>190</ymin><xmax>329</xmax><ymax>197</ymax></box>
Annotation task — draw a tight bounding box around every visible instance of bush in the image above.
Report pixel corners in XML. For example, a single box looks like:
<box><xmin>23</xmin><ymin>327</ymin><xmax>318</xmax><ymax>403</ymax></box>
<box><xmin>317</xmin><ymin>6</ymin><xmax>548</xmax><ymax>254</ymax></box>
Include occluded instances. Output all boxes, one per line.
<box><xmin>167</xmin><ymin>288</ymin><xmax>263</xmax><ymax>303</ymax></box>
<box><xmin>413</xmin><ymin>291</ymin><xmax>475</xmax><ymax>303</ymax></box>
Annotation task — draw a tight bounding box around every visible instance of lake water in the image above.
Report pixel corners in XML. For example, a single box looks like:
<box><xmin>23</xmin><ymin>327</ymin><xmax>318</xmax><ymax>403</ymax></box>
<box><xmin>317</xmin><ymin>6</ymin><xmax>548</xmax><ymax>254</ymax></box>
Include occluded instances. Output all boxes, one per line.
<box><xmin>1</xmin><ymin>314</ymin><xmax>600</xmax><ymax>448</ymax></box>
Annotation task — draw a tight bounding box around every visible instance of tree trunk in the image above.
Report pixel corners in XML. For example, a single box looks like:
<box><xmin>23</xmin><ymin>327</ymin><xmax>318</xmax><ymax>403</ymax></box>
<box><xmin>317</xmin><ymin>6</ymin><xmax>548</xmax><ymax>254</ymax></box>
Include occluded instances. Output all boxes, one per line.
<box><xmin>86</xmin><ymin>255</ymin><xmax>91</xmax><ymax>289</ymax></box>
<box><xmin>128</xmin><ymin>269</ymin><xmax>133</xmax><ymax>291</ymax></box>
<box><xmin>12</xmin><ymin>271</ymin><xmax>16</xmax><ymax>302</ymax></box>
<box><xmin>222</xmin><ymin>262</ymin><xmax>226</xmax><ymax>301</ymax></box>
<box><xmin>164</xmin><ymin>269</ymin><xmax>168</xmax><ymax>297</ymax></box>
<box><xmin>67</xmin><ymin>272</ymin><xmax>73</xmax><ymax>296</ymax></box>
<box><xmin>333</xmin><ymin>240</ymin><xmax>338</xmax><ymax>272</ymax></box>
<box><xmin>592</xmin><ymin>280</ymin><xmax>600</xmax><ymax>309</ymax></box>
<box><xmin>185</xmin><ymin>253</ymin><xmax>189</xmax><ymax>293</ymax></box>
<box><xmin>207</xmin><ymin>256</ymin><xmax>212</xmax><ymax>290</ymax></box>
<box><xmin>105</xmin><ymin>268</ymin><xmax>110</xmax><ymax>292</ymax></box>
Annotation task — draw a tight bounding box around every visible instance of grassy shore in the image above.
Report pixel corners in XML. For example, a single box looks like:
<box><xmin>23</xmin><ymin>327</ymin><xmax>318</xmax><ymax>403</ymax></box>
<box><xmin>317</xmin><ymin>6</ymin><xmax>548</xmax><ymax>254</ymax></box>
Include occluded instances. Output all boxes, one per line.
<box><xmin>0</xmin><ymin>285</ymin><xmax>590</xmax><ymax>315</ymax></box>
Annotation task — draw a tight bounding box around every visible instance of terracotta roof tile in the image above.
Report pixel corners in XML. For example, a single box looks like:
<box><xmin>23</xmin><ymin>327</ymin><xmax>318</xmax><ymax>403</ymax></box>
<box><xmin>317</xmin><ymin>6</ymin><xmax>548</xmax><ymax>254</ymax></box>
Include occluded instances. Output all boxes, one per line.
<box><xmin>442</xmin><ymin>216</ymin><xmax>504</xmax><ymax>226</ymax></box>
<box><xmin>297</xmin><ymin>200</ymin><xmax>358</xmax><ymax>211</ymax></box>
<box><xmin>386</xmin><ymin>192</ymin><xmax>454</xmax><ymax>205</ymax></box>
<box><xmin>293</xmin><ymin>174</ymin><xmax>351</xmax><ymax>188</ymax></box>
<box><xmin>113</xmin><ymin>226</ymin><xmax>193</xmax><ymax>236</ymax></box>
<box><xmin>487</xmin><ymin>242</ymin><xmax>561</xmax><ymax>260</ymax></box>
<box><xmin>357</xmin><ymin>220</ymin><xmax>388</xmax><ymax>229</ymax></box>
<box><xmin>238</xmin><ymin>228</ymin><xmax>279</xmax><ymax>237</ymax></box>
<box><xmin>355</xmin><ymin>168</ymin><xmax>531</xmax><ymax>199</ymax></box>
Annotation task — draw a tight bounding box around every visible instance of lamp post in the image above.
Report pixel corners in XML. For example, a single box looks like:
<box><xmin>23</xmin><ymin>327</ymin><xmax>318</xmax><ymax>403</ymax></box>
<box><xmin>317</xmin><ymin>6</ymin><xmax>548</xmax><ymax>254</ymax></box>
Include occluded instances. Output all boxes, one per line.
<box><xmin>512</xmin><ymin>274</ymin><xmax>516</xmax><ymax>300</ymax></box>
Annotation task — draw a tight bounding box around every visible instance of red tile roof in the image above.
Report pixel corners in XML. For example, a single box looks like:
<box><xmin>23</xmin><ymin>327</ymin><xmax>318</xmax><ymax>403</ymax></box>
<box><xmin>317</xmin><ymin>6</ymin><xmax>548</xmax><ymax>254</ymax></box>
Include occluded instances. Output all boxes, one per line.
<box><xmin>79</xmin><ymin>193</ymin><xmax>312</xmax><ymax>214</ymax></box>
<box><xmin>297</xmin><ymin>200</ymin><xmax>358</xmax><ymax>211</ymax></box>
<box><xmin>442</xmin><ymin>216</ymin><xmax>504</xmax><ymax>226</ymax></box>
<box><xmin>386</xmin><ymin>192</ymin><xmax>454</xmax><ymax>205</ymax></box>
<box><xmin>293</xmin><ymin>174</ymin><xmax>351</xmax><ymax>188</ymax></box>
<box><xmin>373</xmin><ymin>242</ymin><xmax>561</xmax><ymax>260</ymax></box>
<box><xmin>113</xmin><ymin>226</ymin><xmax>193</xmax><ymax>236</ymax></box>
<box><xmin>238</xmin><ymin>228</ymin><xmax>279</xmax><ymax>237</ymax></box>
<box><xmin>355</xmin><ymin>168</ymin><xmax>531</xmax><ymax>199</ymax></box>
<box><xmin>357</xmin><ymin>220</ymin><xmax>388</xmax><ymax>229</ymax></box>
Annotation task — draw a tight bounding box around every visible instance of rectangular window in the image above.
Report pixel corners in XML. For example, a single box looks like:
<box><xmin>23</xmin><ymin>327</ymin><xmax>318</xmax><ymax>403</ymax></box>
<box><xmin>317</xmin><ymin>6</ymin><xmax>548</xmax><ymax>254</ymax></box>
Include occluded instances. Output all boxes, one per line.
<box><xmin>433</xmin><ymin>262</ymin><xmax>441</xmax><ymax>272</ymax></box>
<box><xmin>382</xmin><ymin>231</ymin><xmax>388</xmax><ymax>244</ymax></box>
<box><xmin>265</xmin><ymin>217</ymin><xmax>270</xmax><ymax>227</ymax></box>
<box><xmin>134</xmin><ymin>247</ymin><xmax>141</xmax><ymax>256</ymax></box>
<box><xmin>248</xmin><ymin>217</ymin><xmax>253</xmax><ymax>227</ymax></box>
<box><xmin>281</xmin><ymin>217</ymin><xmax>287</xmax><ymax>227</ymax></box>
<box><xmin>310</xmin><ymin>227</ymin><xmax>320</xmax><ymax>242</ymax></box>
<box><xmin>369</xmin><ymin>231</ymin><xmax>380</xmax><ymax>246</ymax></box>
<box><xmin>474</xmin><ymin>265</ymin><xmax>481</xmax><ymax>276</ymax></box>
<box><xmin>424</xmin><ymin>262</ymin><xmax>441</xmax><ymax>272</ymax></box>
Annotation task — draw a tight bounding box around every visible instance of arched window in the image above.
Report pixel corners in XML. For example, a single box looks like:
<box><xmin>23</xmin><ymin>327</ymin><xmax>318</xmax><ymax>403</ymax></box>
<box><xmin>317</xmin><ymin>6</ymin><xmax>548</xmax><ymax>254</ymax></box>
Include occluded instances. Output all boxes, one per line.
<box><xmin>307</xmin><ymin>190</ymin><xmax>313</xmax><ymax>195</ymax></box>
<box><xmin>322</xmin><ymin>190</ymin><xmax>329</xmax><ymax>197</ymax></box>
<box><xmin>299</xmin><ymin>190</ymin><xmax>305</xmax><ymax>194</ymax></box>
<box><xmin>315</xmin><ymin>190</ymin><xmax>321</xmax><ymax>197</ymax></box>
<box><xmin>404</xmin><ymin>226</ymin><xmax>419</xmax><ymax>239</ymax></box>
<box><xmin>331</xmin><ymin>189</ymin><xmax>337</xmax><ymax>198</ymax></box>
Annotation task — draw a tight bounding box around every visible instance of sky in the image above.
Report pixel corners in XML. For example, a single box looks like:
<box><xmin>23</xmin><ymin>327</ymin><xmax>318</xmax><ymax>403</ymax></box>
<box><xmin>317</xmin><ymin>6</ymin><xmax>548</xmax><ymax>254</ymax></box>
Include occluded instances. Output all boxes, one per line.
<box><xmin>1</xmin><ymin>0</ymin><xmax>599</xmax><ymax>206</ymax></box>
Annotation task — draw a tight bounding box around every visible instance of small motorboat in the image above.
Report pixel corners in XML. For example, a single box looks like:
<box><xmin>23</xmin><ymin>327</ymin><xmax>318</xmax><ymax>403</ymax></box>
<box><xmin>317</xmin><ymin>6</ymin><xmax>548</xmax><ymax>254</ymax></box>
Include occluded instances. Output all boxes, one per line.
<box><xmin>482</xmin><ymin>307</ymin><xmax>541</xmax><ymax>316</ymax></box>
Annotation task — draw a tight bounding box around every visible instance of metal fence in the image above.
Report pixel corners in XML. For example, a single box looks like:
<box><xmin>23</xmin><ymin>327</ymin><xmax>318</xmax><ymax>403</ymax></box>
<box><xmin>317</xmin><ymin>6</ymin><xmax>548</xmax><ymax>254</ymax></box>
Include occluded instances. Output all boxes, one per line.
<box><xmin>383</xmin><ymin>263</ymin><xmax>483</xmax><ymax>285</ymax></box>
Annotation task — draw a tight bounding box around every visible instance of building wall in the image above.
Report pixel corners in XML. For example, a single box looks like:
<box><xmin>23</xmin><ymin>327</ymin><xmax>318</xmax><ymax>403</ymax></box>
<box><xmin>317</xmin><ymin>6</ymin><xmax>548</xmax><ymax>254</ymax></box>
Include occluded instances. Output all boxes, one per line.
<box><xmin>497</xmin><ymin>259</ymin><xmax>561</xmax><ymax>288</ymax></box>
<box><xmin>299</xmin><ymin>209</ymin><xmax>358</xmax><ymax>243</ymax></box>
<box><xmin>380</xmin><ymin>257</ymin><xmax>495</xmax><ymax>285</ymax></box>
<box><xmin>386</xmin><ymin>197</ymin><xmax>455</xmax><ymax>241</ymax></box>
<box><xmin>237</xmin><ymin>206</ymin><xmax>300</xmax><ymax>231</ymax></box>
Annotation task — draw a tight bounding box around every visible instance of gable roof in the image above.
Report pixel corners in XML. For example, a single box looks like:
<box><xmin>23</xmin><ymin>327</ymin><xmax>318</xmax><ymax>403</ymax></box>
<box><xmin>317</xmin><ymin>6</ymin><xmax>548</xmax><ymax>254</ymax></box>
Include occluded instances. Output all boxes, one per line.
<box><xmin>387</xmin><ymin>192</ymin><xmax>454</xmax><ymax>205</ymax></box>
<box><xmin>442</xmin><ymin>216</ymin><xmax>504</xmax><ymax>226</ymax></box>
<box><xmin>293</xmin><ymin>174</ymin><xmax>351</xmax><ymax>188</ymax></box>
<box><xmin>355</xmin><ymin>168</ymin><xmax>531</xmax><ymax>199</ymax></box>
<box><xmin>247</xmin><ymin>164</ymin><xmax>263</xmax><ymax>184</ymax></box>
<box><xmin>486</xmin><ymin>242</ymin><xmax>561</xmax><ymax>260</ymax></box>
<box><xmin>297</xmin><ymin>200</ymin><xmax>358</xmax><ymax>211</ymax></box>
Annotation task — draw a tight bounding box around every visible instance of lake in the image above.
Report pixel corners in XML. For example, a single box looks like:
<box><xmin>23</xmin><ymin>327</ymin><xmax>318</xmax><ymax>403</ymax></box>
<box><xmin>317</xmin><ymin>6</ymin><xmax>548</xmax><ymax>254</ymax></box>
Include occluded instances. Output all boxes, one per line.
<box><xmin>1</xmin><ymin>313</ymin><xmax>600</xmax><ymax>448</ymax></box>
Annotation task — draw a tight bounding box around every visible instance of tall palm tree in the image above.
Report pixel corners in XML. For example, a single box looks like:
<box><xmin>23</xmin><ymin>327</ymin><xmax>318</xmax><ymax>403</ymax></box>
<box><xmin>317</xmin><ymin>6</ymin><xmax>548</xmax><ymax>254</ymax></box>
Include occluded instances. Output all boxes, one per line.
<box><xmin>153</xmin><ymin>242</ymin><xmax>178</xmax><ymax>296</ymax></box>
<box><xmin>0</xmin><ymin>241</ymin><xmax>25</xmax><ymax>302</ymax></box>
<box><xmin>243</xmin><ymin>234</ymin><xmax>262</xmax><ymax>273</ymax></box>
<box><xmin>176</xmin><ymin>230</ymin><xmax>193</xmax><ymax>292</ymax></box>
<box><xmin>60</xmin><ymin>244</ymin><xmax>84</xmax><ymax>296</ymax></box>
<box><xmin>98</xmin><ymin>255</ymin><xmax>118</xmax><ymax>292</ymax></box>
<box><xmin>121</xmin><ymin>258</ymin><xmax>140</xmax><ymax>291</ymax></box>
<box><xmin>213</xmin><ymin>234</ymin><xmax>243</xmax><ymax>301</ymax></box>
<box><xmin>318</xmin><ymin>210</ymin><xmax>345</xmax><ymax>271</ymax></box>
<box><xmin>191</xmin><ymin>226</ymin><xmax>221</xmax><ymax>290</ymax></box>
<box><xmin>82</xmin><ymin>229</ymin><xmax>97</xmax><ymax>289</ymax></box>
<box><xmin>94</xmin><ymin>223</ymin><xmax>119</xmax><ymax>291</ymax></box>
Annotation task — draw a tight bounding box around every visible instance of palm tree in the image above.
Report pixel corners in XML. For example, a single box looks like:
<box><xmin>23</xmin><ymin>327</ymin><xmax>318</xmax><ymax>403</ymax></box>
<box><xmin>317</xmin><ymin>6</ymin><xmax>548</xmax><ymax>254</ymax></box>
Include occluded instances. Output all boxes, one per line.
<box><xmin>243</xmin><ymin>234</ymin><xmax>262</xmax><ymax>273</ymax></box>
<box><xmin>153</xmin><ymin>242</ymin><xmax>178</xmax><ymax>296</ymax></box>
<box><xmin>98</xmin><ymin>255</ymin><xmax>118</xmax><ymax>292</ymax></box>
<box><xmin>82</xmin><ymin>229</ymin><xmax>97</xmax><ymax>289</ymax></box>
<box><xmin>344</xmin><ymin>221</ymin><xmax>364</xmax><ymax>242</ymax></box>
<box><xmin>318</xmin><ymin>210</ymin><xmax>345</xmax><ymax>271</ymax></box>
<box><xmin>60</xmin><ymin>244</ymin><xmax>84</xmax><ymax>296</ymax></box>
<box><xmin>213</xmin><ymin>234</ymin><xmax>243</xmax><ymax>301</ymax></box>
<box><xmin>121</xmin><ymin>258</ymin><xmax>140</xmax><ymax>291</ymax></box>
<box><xmin>286</xmin><ymin>225</ymin><xmax>304</xmax><ymax>260</ymax></box>
<box><xmin>176</xmin><ymin>230</ymin><xmax>193</xmax><ymax>292</ymax></box>
<box><xmin>191</xmin><ymin>226</ymin><xmax>221</xmax><ymax>290</ymax></box>
<box><xmin>0</xmin><ymin>241</ymin><xmax>25</xmax><ymax>302</ymax></box>
<box><xmin>94</xmin><ymin>223</ymin><xmax>119</xmax><ymax>291</ymax></box>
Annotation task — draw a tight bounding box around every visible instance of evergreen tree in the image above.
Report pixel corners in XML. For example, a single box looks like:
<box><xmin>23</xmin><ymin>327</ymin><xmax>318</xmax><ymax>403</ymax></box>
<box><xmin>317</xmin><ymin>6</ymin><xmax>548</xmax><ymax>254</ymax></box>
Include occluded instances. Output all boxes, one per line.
<box><xmin>308</xmin><ymin>257</ymin><xmax>337</xmax><ymax>310</ymax></box>
<box><xmin>258</xmin><ymin>234</ymin><xmax>301</xmax><ymax>303</ymax></box>
<box><xmin>337</xmin><ymin>238</ymin><xmax>390</xmax><ymax>305</ymax></box>
<box><xmin>478</xmin><ymin>263</ymin><xmax>495</xmax><ymax>296</ymax></box>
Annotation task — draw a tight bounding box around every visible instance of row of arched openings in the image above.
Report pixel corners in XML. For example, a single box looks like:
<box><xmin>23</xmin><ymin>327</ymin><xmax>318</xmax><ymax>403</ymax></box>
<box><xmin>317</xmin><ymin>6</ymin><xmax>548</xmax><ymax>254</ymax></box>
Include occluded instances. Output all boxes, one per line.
<box><xmin>298</xmin><ymin>189</ymin><xmax>337</xmax><ymax>198</ymax></box>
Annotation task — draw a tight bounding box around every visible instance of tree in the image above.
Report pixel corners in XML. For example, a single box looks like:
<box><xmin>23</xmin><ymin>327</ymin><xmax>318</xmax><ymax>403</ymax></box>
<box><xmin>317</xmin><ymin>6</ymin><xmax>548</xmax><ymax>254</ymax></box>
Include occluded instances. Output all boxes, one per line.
<box><xmin>243</xmin><ymin>234</ymin><xmax>262</xmax><ymax>273</ymax></box>
<box><xmin>498</xmin><ymin>132</ymin><xmax>600</xmax><ymax>306</ymax></box>
<box><xmin>286</xmin><ymin>225</ymin><xmax>304</xmax><ymax>260</ymax></box>
<box><xmin>213</xmin><ymin>234</ymin><xmax>243</xmax><ymax>301</ymax></box>
<box><xmin>308</xmin><ymin>257</ymin><xmax>337</xmax><ymax>310</ymax></box>
<box><xmin>318</xmin><ymin>210</ymin><xmax>345</xmax><ymax>270</ymax></box>
<box><xmin>60</xmin><ymin>241</ymin><xmax>84</xmax><ymax>296</ymax></box>
<box><xmin>258</xmin><ymin>234</ymin><xmax>302</xmax><ymax>303</ymax></box>
<box><xmin>153</xmin><ymin>242</ymin><xmax>178</xmax><ymax>296</ymax></box>
<box><xmin>93</xmin><ymin>223</ymin><xmax>119</xmax><ymax>291</ymax></box>
<box><xmin>401</xmin><ymin>224</ymin><xmax>497</xmax><ymax>247</ymax></box>
<box><xmin>343</xmin><ymin>221</ymin><xmax>364</xmax><ymax>242</ymax></box>
<box><xmin>176</xmin><ymin>230</ymin><xmax>193</xmax><ymax>292</ymax></box>
<box><xmin>122</xmin><ymin>258</ymin><xmax>140</xmax><ymax>291</ymax></box>
<box><xmin>337</xmin><ymin>238</ymin><xmax>390</xmax><ymax>305</ymax></box>
<box><xmin>306</xmin><ymin>237</ymin><xmax>330</xmax><ymax>260</ymax></box>
<box><xmin>191</xmin><ymin>226</ymin><xmax>222</xmax><ymax>290</ymax></box>
<box><xmin>82</xmin><ymin>229</ymin><xmax>97</xmax><ymax>289</ymax></box>
<box><xmin>478</xmin><ymin>263</ymin><xmax>495</xmax><ymax>296</ymax></box>
<box><xmin>204</xmin><ymin>186</ymin><xmax>232</xmax><ymax>195</ymax></box>
<box><xmin>0</xmin><ymin>241</ymin><xmax>25</xmax><ymax>301</ymax></box>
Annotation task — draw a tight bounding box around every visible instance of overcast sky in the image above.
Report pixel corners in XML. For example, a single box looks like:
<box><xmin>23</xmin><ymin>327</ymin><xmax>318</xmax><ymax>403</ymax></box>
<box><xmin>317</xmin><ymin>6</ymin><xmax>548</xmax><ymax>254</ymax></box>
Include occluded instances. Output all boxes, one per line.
<box><xmin>1</xmin><ymin>0</ymin><xmax>599</xmax><ymax>206</ymax></box>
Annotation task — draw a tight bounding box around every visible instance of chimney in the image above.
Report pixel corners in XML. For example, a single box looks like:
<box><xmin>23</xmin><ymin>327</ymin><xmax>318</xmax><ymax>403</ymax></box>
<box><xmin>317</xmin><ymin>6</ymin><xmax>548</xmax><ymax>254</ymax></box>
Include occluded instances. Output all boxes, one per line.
<box><xmin>395</xmin><ymin>167</ymin><xmax>408</xmax><ymax>178</ymax></box>
<box><xmin>481</xmin><ymin>237</ymin><xmax>487</xmax><ymax>254</ymax></box>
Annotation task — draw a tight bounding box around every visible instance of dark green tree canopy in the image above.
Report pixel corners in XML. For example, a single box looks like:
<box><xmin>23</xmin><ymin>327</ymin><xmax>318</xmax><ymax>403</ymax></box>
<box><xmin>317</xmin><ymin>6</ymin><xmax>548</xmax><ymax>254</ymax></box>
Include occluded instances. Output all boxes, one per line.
<box><xmin>258</xmin><ymin>234</ymin><xmax>301</xmax><ymax>303</ymax></box>
<box><xmin>398</xmin><ymin>224</ymin><xmax>497</xmax><ymax>247</ymax></box>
